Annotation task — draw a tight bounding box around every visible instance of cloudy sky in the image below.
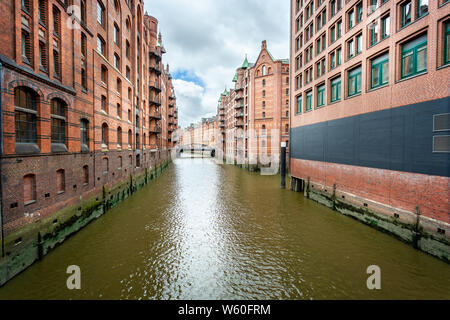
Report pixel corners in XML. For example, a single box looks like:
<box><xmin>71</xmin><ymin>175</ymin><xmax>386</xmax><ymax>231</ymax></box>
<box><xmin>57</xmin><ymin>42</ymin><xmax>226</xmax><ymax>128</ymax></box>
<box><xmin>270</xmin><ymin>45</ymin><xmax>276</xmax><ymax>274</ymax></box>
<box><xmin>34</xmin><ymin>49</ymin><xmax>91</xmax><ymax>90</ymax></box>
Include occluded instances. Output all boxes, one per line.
<box><xmin>143</xmin><ymin>0</ymin><xmax>290</xmax><ymax>128</ymax></box>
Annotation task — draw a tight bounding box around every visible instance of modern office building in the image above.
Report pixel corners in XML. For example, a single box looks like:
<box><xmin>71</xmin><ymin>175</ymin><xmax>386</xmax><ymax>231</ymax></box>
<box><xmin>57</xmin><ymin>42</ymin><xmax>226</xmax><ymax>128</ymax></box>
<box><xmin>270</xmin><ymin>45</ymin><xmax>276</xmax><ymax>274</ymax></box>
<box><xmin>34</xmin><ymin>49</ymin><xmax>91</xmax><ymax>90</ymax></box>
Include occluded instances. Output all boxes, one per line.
<box><xmin>289</xmin><ymin>0</ymin><xmax>450</xmax><ymax>259</ymax></box>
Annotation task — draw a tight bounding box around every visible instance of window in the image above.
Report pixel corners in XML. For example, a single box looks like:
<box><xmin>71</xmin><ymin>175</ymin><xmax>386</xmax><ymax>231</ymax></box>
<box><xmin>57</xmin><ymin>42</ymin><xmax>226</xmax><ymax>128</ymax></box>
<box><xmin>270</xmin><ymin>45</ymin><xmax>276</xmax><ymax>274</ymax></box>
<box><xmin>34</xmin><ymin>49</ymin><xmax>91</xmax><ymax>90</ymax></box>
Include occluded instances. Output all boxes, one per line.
<box><xmin>81</xmin><ymin>68</ymin><xmax>87</xmax><ymax>91</ymax></box>
<box><xmin>103</xmin><ymin>157</ymin><xmax>109</xmax><ymax>174</ymax></box>
<box><xmin>262</xmin><ymin>90</ymin><xmax>266</xmax><ymax>97</ymax></box>
<box><xmin>114</xmin><ymin>24</ymin><xmax>120</xmax><ymax>45</ymax></box>
<box><xmin>337</xmin><ymin>20</ymin><xmax>342</xmax><ymax>38</ymax></box>
<box><xmin>80</xmin><ymin>119</ymin><xmax>89</xmax><ymax>149</ymax></box>
<box><xmin>24</xmin><ymin>174</ymin><xmax>36</xmax><ymax>204</ymax></box>
<box><xmin>262</xmin><ymin>101</ymin><xmax>266</xmax><ymax>109</ymax></box>
<box><xmin>330</xmin><ymin>77</ymin><xmax>341</xmax><ymax>102</ymax></box>
<box><xmin>56</xmin><ymin>169</ymin><xmax>65</xmax><ymax>193</ymax></box>
<box><xmin>126</xmin><ymin>66</ymin><xmax>130</xmax><ymax>79</ymax></box>
<box><xmin>51</xmin><ymin>99</ymin><xmax>66</xmax><ymax>145</ymax></box>
<box><xmin>262</xmin><ymin>112</ymin><xmax>266</xmax><ymax>118</ymax></box>
<box><xmin>53</xmin><ymin>49</ymin><xmax>60</xmax><ymax>78</ymax></box>
<box><xmin>381</xmin><ymin>15</ymin><xmax>390</xmax><ymax>39</ymax></box>
<box><xmin>97</xmin><ymin>36</ymin><xmax>105</xmax><ymax>55</ymax></box>
<box><xmin>97</xmin><ymin>1</ymin><xmax>105</xmax><ymax>27</ymax></box>
<box><xmin>81</xmin><ymin>33</ymin><xmax>87</xmax><ymax>57</ymax></box>
<box><xmin>114</xmin><ymin>54</ymin><xmax>120</xmax><ymax>69</ymax></box>
<box><xmin>83</xmin><ymin>165</ymin><xmax>89</xmax><ymax>184</ymax></box>
<box><xmin>356</xmin><ymin>2</ymin><xmax>363</xmax><ymax>24</ymax></box>
<box><xmin>15</xmin><ymin>87</ymin><xmax>38</xmax><ymax>144</ymax></box>
<box><xmin>370</xmin><ymin>21</ymin><xmax>379</xmax><ymax>46</ymax></box>
<box><xmin>262</xmin><ymin>66</ymin><xmax>267</xmax><ymax>76</ymax></box>
<box><xmin>126</xmin><ymin>41</ymin><xmax>130</xmax><ymax>58</ymax></box>
<box><xmin>262</xmin><ymin>79</ymin><xmax>266</xmax><ymax>86</ymax></box>
<box><xmin>337</xmin><ymin>47</ymin><xmax>342</xmax><ymax>65</ymax></box>
<box><xmin>371</xmin><ymin>52</ymin><xmax>389</xmax><ymax>88</ymax></box>
<box><xmin>330</xmin><ymin>51</ymin><xmax>336</xmax><ymax>69</ymax></box>
<box><xmin>306</xmin><ymin>91</ymin><xmax>312</xmax><ymax>111</ymax></box>
<box><xmin>331</xmin><ymin>26</ymin><xmax>336</xmax><ymax>43</ymax></box>
<box><xmin>348</xmin><ymin>39</ymin><xmax>355</xmax><ymax>58</ymax></box>
<box><xmin>445</xmin><ymin>21</ymin><xmax>450</xmax><ymax>66</ymax></box>
<box><xmin>417</xmin><ymin>0</ymin><xmax>428</xmax><ymax>18</ymax></box>
<box><xmin>128</xmin><ymin>129</ymin><xmax>132</xmax><ymax>146</ymax></box>
<box><xmin>117</xmin><ymin>127</ymin><xmax>122</xmax><ymax>147</ymax></box>
<box><xmin>356</xmin><ymin>34</ymin><xmax>362</xmax><ymax>54</ymax></box>
<box><xmin>348</xmin><ymin>66</ymin><xmax>362</xmax><ymax>96</ymax></box>
<box><xmin>401</xmin><ymin>1</ymin><xmax>412</xmax><ymax>27</ymax></box>
<box><xmin>53</xmin><ymin>6</ymin><xmax>61</xmax><ymax>37</ymax></box>
<box><xmin>80</xmin><ymin>0</ymin><xmax>86</xmax><ymax>24</ymax></box>
<box><xmin>401</xmin><ymin>34</ymin><xmax>427</xmax><ymax>79</ymax></box>
<box><xmin>285</xmin><ymin>124</ymin><xmax>289</xmax><ymax>134</ymax></box>
<box><xmin>102</xmin><ymin>123</ymin><xmax>109</xmax><ymax>147</ymax></box>
<box><xmin>296</xmin><ymin>95</ymin><xmax>302</xmax><ymax>114</ymax></box>
<box><xmin>39</xmin><ymin>41</ymin><xmax>47</xmax><ymax>71</ymax></box>
<box><xmin>317</xmin><ymin>85</ymin><xmax>325</xmax><ymax>108</ymax></box>
<box><xmin>101</xmin><ymin>95</ymin><xmax>107</xmax><ymax>112</ymax></box>
<box><xmin>22</xmin><ymin>0</ymin><xmax>31</xmax><ymax>12</ymax></box>
<box><xmin>117</xmin><ymin>78</ymin><xmax>121</xmax><ymax>94</ymax></box>
<box><xmin>38</xmin><ymin>0</ymin><xmax>47</xmax><ymax>25</ymax></box>
<box><xmin>348</xmin><ymin>9</ymin><xmax>354</xmax><ymax>29</ymax></box>
<box><xmin>117</xmin><ymin>103</ymin><xmax>121</xmax><ymax>118</ymax></box>
<box><xmin>22</xmin><ymin>31</ymin><xmax>32</xmax><ymax>65</ymax></box>
<box><xmin>101</xmin><ymin>65</ymin><xmax>107</xmax><ymax>83</ymax></box>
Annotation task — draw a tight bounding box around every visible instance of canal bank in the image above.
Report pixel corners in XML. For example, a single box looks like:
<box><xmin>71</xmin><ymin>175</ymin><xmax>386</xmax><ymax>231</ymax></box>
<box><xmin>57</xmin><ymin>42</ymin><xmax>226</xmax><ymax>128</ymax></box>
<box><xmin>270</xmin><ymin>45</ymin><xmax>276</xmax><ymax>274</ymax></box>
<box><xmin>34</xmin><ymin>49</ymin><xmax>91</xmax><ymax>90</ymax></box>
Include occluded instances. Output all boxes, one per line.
<box><xmin>0</xmin><ymin>157</ymin><xmax>172</xmax><ymax>287</ymax></box>
<box><xmin>0</xmin><ymin>157</ymin><xmax>448</xmax><ymax>299</ymax></box>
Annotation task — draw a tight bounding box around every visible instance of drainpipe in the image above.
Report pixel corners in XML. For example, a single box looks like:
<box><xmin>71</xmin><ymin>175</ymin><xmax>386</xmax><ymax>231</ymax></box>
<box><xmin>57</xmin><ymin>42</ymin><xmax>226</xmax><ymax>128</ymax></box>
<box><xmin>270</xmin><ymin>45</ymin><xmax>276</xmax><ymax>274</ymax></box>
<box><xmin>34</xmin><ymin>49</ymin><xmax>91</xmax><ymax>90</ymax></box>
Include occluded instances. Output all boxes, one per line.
<box><xmin>0</xmin><ymin>61</ymin><xmax>5</xmax><ymax>257</ymax></box>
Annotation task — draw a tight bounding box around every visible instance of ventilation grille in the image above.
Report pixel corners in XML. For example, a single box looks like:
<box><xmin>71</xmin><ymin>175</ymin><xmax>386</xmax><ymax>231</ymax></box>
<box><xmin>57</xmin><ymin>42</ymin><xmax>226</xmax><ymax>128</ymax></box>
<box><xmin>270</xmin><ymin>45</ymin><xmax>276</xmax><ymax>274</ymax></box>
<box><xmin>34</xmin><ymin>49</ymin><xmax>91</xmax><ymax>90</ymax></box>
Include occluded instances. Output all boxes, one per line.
<box><xmin>433</xmin><ymin>135</ymin><xmax>450</xmax><ymax>153</ymax></box>
<box><xmin>434</xmin><ymin>113</ymin><xmax>450</xmax><ymax>132</ymax></box>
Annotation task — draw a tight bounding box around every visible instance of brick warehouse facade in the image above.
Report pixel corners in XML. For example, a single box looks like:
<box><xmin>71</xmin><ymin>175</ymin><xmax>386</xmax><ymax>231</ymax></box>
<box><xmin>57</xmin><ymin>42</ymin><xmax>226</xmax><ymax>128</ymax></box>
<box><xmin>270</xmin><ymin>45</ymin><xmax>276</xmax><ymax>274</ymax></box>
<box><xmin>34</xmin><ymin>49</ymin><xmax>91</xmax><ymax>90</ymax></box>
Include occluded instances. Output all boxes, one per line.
<box><xmin>217</xmin><ymin>41</ymin><xmax>291</xmax><ymax>170</ymax></box>
<box><xmin>0</xmin><ymin>0</ymin><xmax>179</xmax><ymax>281</ymax></box>
<box><xmin>289</xmin><ymin>0</ymin><xmax>450</xmax><ymax>260</ymax></box>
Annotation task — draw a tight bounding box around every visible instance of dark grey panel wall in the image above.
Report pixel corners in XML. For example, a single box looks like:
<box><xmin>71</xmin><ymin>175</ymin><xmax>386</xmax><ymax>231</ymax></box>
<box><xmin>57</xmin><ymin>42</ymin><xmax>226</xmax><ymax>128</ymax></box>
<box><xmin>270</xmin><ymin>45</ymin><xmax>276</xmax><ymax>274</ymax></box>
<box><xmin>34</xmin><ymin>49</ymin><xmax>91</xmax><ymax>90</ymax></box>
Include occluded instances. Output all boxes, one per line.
<box><xmin>290</xmin><ymin>97</ymin><xmax>450</xmax><ymax>177</ymax></box>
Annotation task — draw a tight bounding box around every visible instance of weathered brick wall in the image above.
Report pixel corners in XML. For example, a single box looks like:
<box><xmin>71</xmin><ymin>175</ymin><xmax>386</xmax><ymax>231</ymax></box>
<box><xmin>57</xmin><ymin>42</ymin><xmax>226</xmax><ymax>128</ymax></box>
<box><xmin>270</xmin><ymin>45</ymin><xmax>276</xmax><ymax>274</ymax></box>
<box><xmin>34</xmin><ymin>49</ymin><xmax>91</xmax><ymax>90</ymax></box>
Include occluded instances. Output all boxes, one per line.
<box><xmin>291</xmin><ymin>158</ymin><xmax>450</xmax><ymax>224</ymax></box>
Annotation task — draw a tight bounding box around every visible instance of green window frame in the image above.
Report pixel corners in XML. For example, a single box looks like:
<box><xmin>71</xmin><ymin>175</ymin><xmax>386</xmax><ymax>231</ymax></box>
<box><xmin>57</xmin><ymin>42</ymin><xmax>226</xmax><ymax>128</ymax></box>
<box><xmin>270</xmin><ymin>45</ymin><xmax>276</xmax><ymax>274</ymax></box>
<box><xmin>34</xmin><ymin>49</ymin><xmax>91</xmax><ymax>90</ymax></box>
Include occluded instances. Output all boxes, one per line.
<box><xmin>331</xmin><ymin>26</ymin><xmax>336</xmax><ymax>42</ymax></box>
<box><xmin>348</xmin><ymin>39</ymin><xmax>354</xmax><ymax>58</ymax></box>
<box><xmin>445</xmin><ymin>21</ymin><xmax>450</xmax><ymax>65</ymax></box>
<box><xmin>317</xmin><ymin>85</ymin><xmax>325</xmax><ymax>108</ymax></box>
<box><xmin>331</xmin><ymin>0</ymin><xmax>336</xmax><ymax>16</ymax></box>
<box><xmin>417</xmin><ymin>0</ymin><xmax>428</xmax><ymax>18</ymax></box>
<box><xmin>370</xmin><ymin>53</ymin><xmax>389</xmax><ymax>89</ymax></box>
<box><xmin>356</xmin><ymin>3</ymin><xmax>363</xmax><ymax>23</ymax></box>
<box><xmin>330</xmin><ymin>52</ymin><xmax>336</xmax><ymax>69</ymax></box>
<box><xmin>337</xmin><ymin>21</ymin><xmax>342</xmax><ymax>38</ymax></box>
<box><xmin>356</xmin><ymin>34</ymin><xmax>362</xmax><ymax>54</ymax></box>
<box><xmin>296</xmin><ymin>95</ymin><xmax>302</xmax><ymax>114</ymax></box>
<box><xmin>381</xmin><ymin>15</ymin><xmax>390</xmax><ymax>39</ymax></box>
<box><xmin>370</xmin><ymin>22</ymin><xmax>379</xmax><ymax>46</ymax></box>
<box><xmin>348</xmin><ymin>66</ymin><xmax>362</xmax><ymax>97</ymax></box>
<box><xmin>401</xmin><ymin>34</ymin><xmax>427</xmax><ymax>79</ymax></box>
<box><xmin>330</xmin><ymin>77</ymin><xmax>341</xmax><ymax>102</ymax></box>
<box><xmin>401</xmin><ymin>1</ymin><xmax>412</xmax><ymax>27</ymax></box>
<box><xmin>337</xmin><ymin>48</ymin><xmax>342</xmax><ymax>65</ymax></box>
<box><xmin>306</xmin><ymin>91</ymin><xmax>312</xmax><ymax>111</ymax></box>
<box><xmin>348</xmin><ymin>10</ymin><xmax>354</xmax><ymax>29</ymax></box>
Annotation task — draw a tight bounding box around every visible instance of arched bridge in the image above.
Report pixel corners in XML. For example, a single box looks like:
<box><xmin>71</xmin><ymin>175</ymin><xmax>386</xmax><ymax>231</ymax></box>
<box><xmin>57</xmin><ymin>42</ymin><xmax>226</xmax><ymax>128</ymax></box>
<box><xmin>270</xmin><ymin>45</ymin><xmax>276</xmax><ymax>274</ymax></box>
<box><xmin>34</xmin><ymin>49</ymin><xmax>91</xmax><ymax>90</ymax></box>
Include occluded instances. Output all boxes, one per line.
<box><xmin>176</xmin><ymin>144</ymin><xmax>216</xmax><ymax>158</ymax></box>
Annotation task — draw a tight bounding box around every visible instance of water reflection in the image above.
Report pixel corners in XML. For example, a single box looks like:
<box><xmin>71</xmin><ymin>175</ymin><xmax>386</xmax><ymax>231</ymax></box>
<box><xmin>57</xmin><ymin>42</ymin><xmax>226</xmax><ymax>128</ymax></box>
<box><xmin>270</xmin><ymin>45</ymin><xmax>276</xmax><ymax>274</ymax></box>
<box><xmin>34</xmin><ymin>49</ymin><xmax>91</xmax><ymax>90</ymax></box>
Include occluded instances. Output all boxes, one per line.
<box><xmin>0</xmin><ymin>157</ymin><xmax>449</xmax><ymax>300</ymax></box>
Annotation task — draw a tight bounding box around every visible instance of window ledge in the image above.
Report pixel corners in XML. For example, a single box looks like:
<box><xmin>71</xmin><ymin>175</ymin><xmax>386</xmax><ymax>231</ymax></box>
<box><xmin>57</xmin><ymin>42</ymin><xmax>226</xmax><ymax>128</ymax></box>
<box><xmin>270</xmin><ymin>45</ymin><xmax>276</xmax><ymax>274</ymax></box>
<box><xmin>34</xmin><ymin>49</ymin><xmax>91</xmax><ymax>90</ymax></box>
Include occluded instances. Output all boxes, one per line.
<box><xmin>367</xmin><ymin>83</ymin><xmax>389</xmax><ymax>93</ymax></box>
<box><xmin>24</xmin><ymin>200</ymin><xmax>36</xmax><ymax>206</ymax></box>
<box><xmin>345</xmin><ymin>93</ymin><xmax>362</xmax><ymax>100</ymax></box>
<box><xmin>57</xmin><ymin>191</ymin><xmax>65</xmax><ymax>195</ymax></box>
<box><xmin>396</xmin><ymin>71</ymin><xmax>427</xmax><ymax>84</ymax></box>
<box><xmin>437</xmin><ymin>63</ymin><xmax>450</xmax><ymax>71</ymax></box>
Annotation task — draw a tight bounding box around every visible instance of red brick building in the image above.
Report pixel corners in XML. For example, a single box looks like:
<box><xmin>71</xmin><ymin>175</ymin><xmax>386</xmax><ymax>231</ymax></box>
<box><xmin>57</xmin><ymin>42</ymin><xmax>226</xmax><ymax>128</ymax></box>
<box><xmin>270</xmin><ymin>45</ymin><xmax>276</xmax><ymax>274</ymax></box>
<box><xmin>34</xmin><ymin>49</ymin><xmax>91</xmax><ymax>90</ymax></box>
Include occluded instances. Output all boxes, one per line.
<box><xmin>0</xmin><ymin>0</ymin><xmax>178</xmax><ymax>253</ymax></box>
<box><xmin>217</xmin><ymin>41</ymin><xmax>290</xmax><ymax>170</ymax></box>
<box><xmin>289</xmin><ymin>0</ymin><xmax>450</xmax><ymax>259</ymax></box>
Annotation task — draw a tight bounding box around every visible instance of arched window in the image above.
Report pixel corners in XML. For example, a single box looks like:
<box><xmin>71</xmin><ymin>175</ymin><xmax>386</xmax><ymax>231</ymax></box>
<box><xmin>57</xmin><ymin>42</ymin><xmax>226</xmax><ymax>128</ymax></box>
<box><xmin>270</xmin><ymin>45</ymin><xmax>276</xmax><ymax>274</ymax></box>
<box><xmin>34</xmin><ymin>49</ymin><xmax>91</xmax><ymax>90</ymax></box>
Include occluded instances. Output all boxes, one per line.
<box><xmin>262</xmin><ymin>65</ymin><xmax>267</xmax><ymax>76</ymax></box>
<box><xmin>103</xmin><ymin>157</ymin><xmax>109</xmax><ymax>174</ymax></box>
<box><xmin>51</xmin><ymin>99</ymin><xmax>67</xmax><ymax>150</ymax></box>
<box><xmin>101</xmin><ymin>123</ymin><xmax>109</xmax><ymax>147</ymax></box>
<box><xmin>23</xmin><ymin>174</ymin><xmax>36</xmax><ymax>204</ymax></box>
<box><xmin>262</xmin><ymin>90</ymin><xmax>266</xmax><ymax>97</ymax></box>
<box><xmin>97</xmin><ymin>35</ymin><xmax>106</xmax><ymax>55</ymax></box>
<box><xmin>117</xmin><ymin>126</ymin><xmax>122</xmax><ymax>148</ymax></box>
<box><xmin>262</xmin><ymin>79</ymin><xmax>266</xmax><ymax>86</ymax></box>
<box><xmin>82</xmin><ymin>165</ymin><xmax>89</xmax><ymax>184</ymax></box>
<box><xmin>56</xmin><ymin>169</ymin><xmax>65</xmax><ymax>193</ymax></box>
<box><xmin>262</xmin><ymin>101</ymin><xmax>266</xmax><ymax>108</ymax></box>
<box><xmin>114</xmin><ymin>23</ymin><xmax>120</xmax><ymax>45</ymax></box>
<box><xmin>262</xmin><ymin>112</ymin><xmax>266</xmax><ymax>118</ymax></box>
<box><xmin>117</xmin><ymin>103</ymin><xmax>121</xmax><ymax>118</ymax></box>
<box><xmin>101</xmin><ymin>65</ymin><xmax>107</xmax><ymax>83</ymax></box>
<box><xmin>80</xmin><ymin>119</ymin><xmax>89</xmax><ymax>151</ymax></box>
<box><xmin>14</xmin><ymin>87</ymin><xmax>38</xmax><ymax>145</ymax></box>
<box><xmin>136</xmin><ymin>133</ymin><xmax>140</xmax><ymax>149</ymax></box>
<box><xmin>114</xmin><ymin>0</ymin><xmax>120</xmax><ymax>13</ymax></box>
<box><xmin>80</xmin><ymin>0</ymin><xmax>86</xmax><ymax>24</ymax></box>
<box><xmin>97</xmin><ymin>1</ymin><xmax>105</xmax><ymax>27</ymax></box>
<box><xmin>101</xmin><ymin>95</ymin><xmax>107</xmax><ymax>113</ymax></box>
<box><xmin>128</xmin><ymin>129</ymin><xmax>132</xmax><ymax>147</ymax></box>
<box><xmin>118</xmin><ymin>156</ymin><xmax>123</xmax><ymax>169</ymax></box>
<box><xmin>116</xmin><ymin>78</ymin><xmax>121</xmax><ymax>94</ymax></box>
<box><xmin>262</xmin><ymin>125</ymin><xmax>266</xmax><ymax>136</ymax></box>
<box><xmin>285</xmin><ymin>124</ymin><xmax>289</xmax><ymax>133</ymax></box>
<box><xmin>128</xmin><ymin>87</ymin><xmax>132</xmax><ymax>100</ymax></box>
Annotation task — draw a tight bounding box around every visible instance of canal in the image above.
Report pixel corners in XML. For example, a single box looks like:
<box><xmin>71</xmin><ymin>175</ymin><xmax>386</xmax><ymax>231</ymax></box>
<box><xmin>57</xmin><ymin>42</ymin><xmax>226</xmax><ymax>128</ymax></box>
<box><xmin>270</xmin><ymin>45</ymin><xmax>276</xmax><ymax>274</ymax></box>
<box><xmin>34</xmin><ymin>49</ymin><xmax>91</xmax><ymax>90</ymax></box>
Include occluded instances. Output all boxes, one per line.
<box><xmin>0</xmin><ymin>157</ymin><xmax>449</xmax><ymax>299</ymax></box>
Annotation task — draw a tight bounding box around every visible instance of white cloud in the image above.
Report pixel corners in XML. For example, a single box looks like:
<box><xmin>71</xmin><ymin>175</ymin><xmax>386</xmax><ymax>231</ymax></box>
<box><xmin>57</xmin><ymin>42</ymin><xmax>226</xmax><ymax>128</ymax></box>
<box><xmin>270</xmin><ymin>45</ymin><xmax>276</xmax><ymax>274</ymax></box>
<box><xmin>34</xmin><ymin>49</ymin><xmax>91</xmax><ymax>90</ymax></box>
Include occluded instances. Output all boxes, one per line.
<box><xmin>144</xmin><ymin>0</ymin><xmax>290</xmax><ymax>128</ymax></box>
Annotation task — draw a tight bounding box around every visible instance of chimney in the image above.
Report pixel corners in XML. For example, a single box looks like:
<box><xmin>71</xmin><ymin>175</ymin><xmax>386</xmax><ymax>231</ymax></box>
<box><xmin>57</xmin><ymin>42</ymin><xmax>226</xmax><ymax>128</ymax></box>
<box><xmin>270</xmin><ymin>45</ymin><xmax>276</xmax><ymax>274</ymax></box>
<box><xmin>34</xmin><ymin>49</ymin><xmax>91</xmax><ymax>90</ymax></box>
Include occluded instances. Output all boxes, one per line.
<box><xmin>166</xmin><ymin>64</ymin><xmax>170</xmax><ymax>73</ymax></box>
<box><xmin>262</xmin><ymin>40</ymin><xmax>267</xmax><ymax>50</ymax></box>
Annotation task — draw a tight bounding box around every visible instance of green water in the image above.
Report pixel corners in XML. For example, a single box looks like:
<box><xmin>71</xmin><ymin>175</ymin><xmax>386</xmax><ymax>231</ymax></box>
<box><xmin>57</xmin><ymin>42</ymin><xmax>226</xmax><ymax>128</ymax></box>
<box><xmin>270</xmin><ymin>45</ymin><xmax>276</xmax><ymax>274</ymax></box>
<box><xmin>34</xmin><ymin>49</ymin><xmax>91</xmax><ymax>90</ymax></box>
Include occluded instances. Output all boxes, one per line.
<box><xmin>0</xmin><ymin>157</ymin><xmax>449</xmax><ymax>299</ymax></box>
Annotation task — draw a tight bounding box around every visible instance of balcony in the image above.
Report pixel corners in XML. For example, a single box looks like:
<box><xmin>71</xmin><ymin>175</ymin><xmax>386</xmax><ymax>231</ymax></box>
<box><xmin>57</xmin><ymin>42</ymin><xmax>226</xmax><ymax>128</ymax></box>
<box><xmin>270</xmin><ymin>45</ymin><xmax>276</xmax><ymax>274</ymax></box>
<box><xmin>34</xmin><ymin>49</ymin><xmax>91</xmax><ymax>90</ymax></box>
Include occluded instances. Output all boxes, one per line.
<box><xmin>149</xmin><ymin>48</ymin><xmax>162</xmax><ymax>60</ymax></box>
<box><xmin>149</xmin><ymin>81</ymin><xmax>161</xmax><ymax>92</ymax></box>
<box><xmin>149</xmin><ymin>111</ymin><xmax>161</xmax><ymax>119</ymax></box>
<box><xmin>149</xmin><ymin>97</ymin><xmax>161</xmax><ymax>106</ymax></box>
<box><xmin>149</xmin><ymin>64</ymin><xmax>162</xmax><ymax>75</ymax></box>
<box><xmin>149</xmin><ymin>126</ymin><xmax>162</xmax><ymax>134</ymax></box>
